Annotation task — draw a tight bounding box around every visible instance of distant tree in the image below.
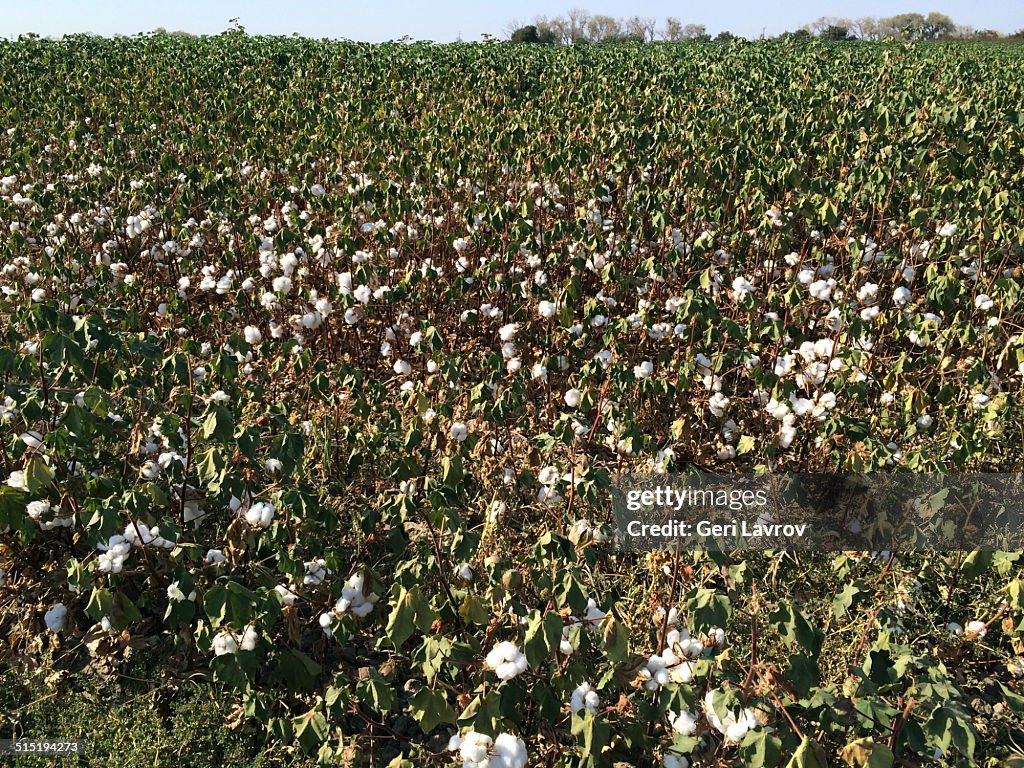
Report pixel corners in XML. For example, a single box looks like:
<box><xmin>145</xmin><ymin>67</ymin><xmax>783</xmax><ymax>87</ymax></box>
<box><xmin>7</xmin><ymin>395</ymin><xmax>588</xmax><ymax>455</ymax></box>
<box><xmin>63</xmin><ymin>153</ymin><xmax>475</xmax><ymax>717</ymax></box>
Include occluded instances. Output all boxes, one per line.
<box><xmin>821</xmin><ymin>25</ymin><xmax>852</xmax><ymax>41</ymax></box>
<box><xmin>564</xmin><ymin>8</ymin><xmax>591</xmax><ymax>43</ymax></box>
<box><xmin>586</xmin><ymin>15</ymin><xmax>622</xmax><ymax>42</ymax></box>
<box><xmin>714</xmin><ymin>30</ymin><xmax>736</xmax><ymax>42</ymax></box>
<box><xmin>663</xmin><ymin>16</ymin><xmax>684</xmax><ymax>40</ymax></box>
<box><xmin>852</xmin><ymin>17</ymin><xmax>881</xmax><ymax>40</ymax></box>
<box><xmin>625</xmin><ymin>15</ymin><xmax>658</xmax><ymax>42</ymax></box>
<box><xmin>510</xmin><ymin>25</ymin><xmax>540</xmax><ymax>43</ymax></box>
<box><xmin>682</xmin><ymin>24</ymin><xmax>710</xmax><ymax>41</ymax></box>
<box><xmin>970</xmin><ymin>29</ymin><xmax>1002</xmax><ymax>41</ymax></box>
<box><xmin>881</xmin><ymin>13</ymin><xmax>925</xmax><ymax>40</ymax></box>
<box><xmin>922</xmin><ymin>12</ymin><xmax>956</xmax><ymax>40</ymax></box>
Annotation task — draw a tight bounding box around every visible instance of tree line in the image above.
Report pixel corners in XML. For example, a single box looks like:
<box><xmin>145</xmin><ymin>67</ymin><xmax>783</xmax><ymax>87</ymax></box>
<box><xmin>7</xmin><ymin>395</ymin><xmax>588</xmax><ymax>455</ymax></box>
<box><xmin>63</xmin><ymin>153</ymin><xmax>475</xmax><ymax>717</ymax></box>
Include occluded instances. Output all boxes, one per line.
<box><xmin>507</xmin><ymin>9</ymin><xmax>1024</xmax><ymax>44</ymax></box>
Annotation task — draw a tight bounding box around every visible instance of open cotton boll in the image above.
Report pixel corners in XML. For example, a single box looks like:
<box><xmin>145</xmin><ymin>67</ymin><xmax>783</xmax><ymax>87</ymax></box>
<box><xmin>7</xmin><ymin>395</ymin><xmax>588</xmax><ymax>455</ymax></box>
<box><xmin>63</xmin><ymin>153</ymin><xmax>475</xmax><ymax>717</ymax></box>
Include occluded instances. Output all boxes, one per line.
<box><xmin>966</xmin><ymin>620</ymin><xmax>988</xmax><ymax>638</ymax></box>
<box><xmin>334</xmin><ymin>572</ymin><xmax>380</xmax><ymax>618</ymax></box>
<box><xmin>490</xmin><ymin>733</ymin><xmax>528</xmax><ymax>768</ymax></box>
<box><xmin>570</xmin><ymin>681</ymin><xmax>600</xmax><ymax>714</ymax></box>
<box><xmin>44</xmin><ymin>603</ymin><xmax>67</xmax><ymax>633</ymax></box>
<box><xmin>484</xmin><ymin>640</ymin><xmax>528</xmax><ymax>681</ymax></box>
<box><xmin>245</xmin><ymin>501</ymin><xmax>275</xmax><ymax>528</ymax></box>
<box><xmin>564</xmin><ymin>388</ymin><xmax>582</xmax><ymax>408</ymax></box>
<box><xmin>303</xmin><ymin>558</ymin><xmax>329</xmax><ymax>585</ymax></box>
<box><xmin>670</xmin><ymin>710</ymin><xmax>698</xmax><ymax>736</ymax></box>
<box><xmin>663</xmin><ymin>756</ymin><xmax>689</xmax><ymax>768</ymax></box>
<box><xmin>450</xmin><ymin>422</ymin><xmax>469</xmax><ymax>441</ymax></box>
<box><xmin>212</xmin><ymin>630</ymin><xmax>239</xmax><ymax>656</ymax></box>
<box><xmin>704</xmin><ymin>688</ymin><xmax>759</xmax><ymax>744</ymax></box>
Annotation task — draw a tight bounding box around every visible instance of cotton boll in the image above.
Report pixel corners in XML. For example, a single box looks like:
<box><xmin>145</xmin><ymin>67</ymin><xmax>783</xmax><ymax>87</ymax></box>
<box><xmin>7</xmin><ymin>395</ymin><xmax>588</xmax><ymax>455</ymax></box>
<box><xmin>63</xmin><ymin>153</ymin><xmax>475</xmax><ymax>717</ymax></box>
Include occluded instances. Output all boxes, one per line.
<box><xmin>633</xmin><ymin>361</ymin><xmax>654</xmax><ymax>379</ymax></box>
<box><xmin>491</xmin><ymin>732</ymin><xmax>528</xmax><ymax>768</ymax></box>
<box><xmin>485</xmin><ymin>640</ymin><xmax>528</xmax><ymax>681</ymax></box>
<box><xmin>966</xmin><ymin>620</ymin><xmax>987</xmax><ymax>638</ymax></box>
<box><xmin>44</xmin><ymin>603</ymin><xmax>67</xmax><ymax>633</ymax></box>
<box><xmin>564</xmin><ymin>388</ymin><xmax>582</xmax><ymax>408</ymax></box>
<box><xmin>450</xmin><ymin>422</ymin><xmax>469</xmax><ymax>441</ymax></box>
<box><xmin>265</xmin><ymin>458</ymin><xmax>284</xmax><ymax>474</ymax></box>
<box><xmin>670</xmin><ymin>710</ymin><xmax>698</xmax><ymax>736</ymax></box>
<box><xmin>570</xmin><ymin>682</ymin><xmax>600</xmax><ymax>714</ymax></box>
<box><xmin>243</xmin><ymin>325</ymin><xmax>262</xmax><ymax>344</ymax></box>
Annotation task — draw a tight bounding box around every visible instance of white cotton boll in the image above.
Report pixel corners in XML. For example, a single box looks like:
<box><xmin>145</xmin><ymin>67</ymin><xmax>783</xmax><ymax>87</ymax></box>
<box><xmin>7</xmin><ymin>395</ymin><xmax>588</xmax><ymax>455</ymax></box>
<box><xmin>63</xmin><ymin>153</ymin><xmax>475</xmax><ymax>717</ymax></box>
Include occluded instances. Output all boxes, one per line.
<box><xmin>972</xmin><ymin>393</ymin><xmax>990</xmax><ymax>410</ymax></box>
<box><xmin>946</xmin><ymin>622</ymin><xmax>964</xmax><ymax>634</ymax></box>
<box><xmin>633</xmin><ymin>361</ymin><xmax>654</xmax><ymax>379</ymax></box>
<box><xmin>498</xmin><ymin>323</ymin><xmax>519</xmax><ymax>342</ymax></box>
<box><xmin>485</xmin><ymin>641</ymin><xmax>528</xmax><ymax>680</ymax></box>
<box><xmin>204</xmin><ymin>549</ymin><xmax>225</xmax><ymax>565</ymax></box>
<box><xmin>938</xmin><ymin>221</ymin><xmax>958</xmax><ymax>238</ymax></box>
<box><xmin>275</xmin><ymin>585</ymin><xmax>298</xmax><ymax>607</ymax></box>
<box><xmin>243</xmin><ymin>325</ymin><xmax>262</xmax><ymax>344</ymax></box>
<box><xmin>353</xmin><ymin>284</ymin><xmax>371</xmax><ymax>303</ymax></box>
<box><xmin>893</xmin><ymin>286</ymin><xmax>912</xmax><ymax>307</ymax></box>
<box><xmin>731</xmin><ymin>276</ymin><xmax>755</xmax><ymax>302</ymax></box>
<box><xmin>272</xmin><ymin>275</ymin><xmax>292</xmax><ymax>294</ymax></box>
<box><xmin>303</xmin><ymin>558</ymin><xmax>329</xmax><ymax>585</ymax></box>
<box><xmin>245</xmin><ymin>501</ymin><xmax>275</xmax><ymax>528</ymax></box>
<box><xmin>310</xmin><ymin>183</ymin><xmax>326</xmax><ymax>196</ymax></box>
<box><xmin>344</xmin><ymin>307</ymin><xmax>363</xmax><ymax>325</ymax></box>
<box><xmin>583</xmin><ymin>599</ymin><xmax>607</xmax><ymax>628</ymax></box>
<box><xmin>916</xmin><ymin>414</ymin><xmax>934</xmax><ymax>428</ymax></box>
<box><xmin>857</xmin><ymin>283</ymin><xmax>879</xmax><ymax>303</ymax></box>
<box><xmin>564</xmin><ymin>388</ymin><xmax>582</xmax><ymax>408</ymax></box>
<box><xmin>808</xmin><ymin>279</ymin><xmax>834</xmax><ymax>301</ymax></box>
<box><xmin>240</xmin><ymin>625</ymin><xmax>259</xmax><ymax>651</ymax></box>
<box><xmin>491</xmin><ymin>733</ymin><xmax>528</xmax><ymax>768</ymax></box>
<box><xmin>531</xmin><ymin>363</ymin><xmax>547</xmax><ymax>381</ymax></box>
<box><xmin>212</xmin><ymin>630</ymin><xmax>239</xmax><ymax>656</ymax></box>
<box><xmin>167</xmin><ymin>581</ymin><xmax>191</xmax><ymax>602</ymax></box>
<box><xmin>664</xmin><ymin>756</ymin><xmax>689</xmax><ymax>768</ymax></box>
<box><xmin>966</xmin><ymin>620</ymin><xmax>987</xmax><ymax>638</ymax></box>
<box><xmin>538</xmin><ymin>300</ymin><xmax>557</xmax><ymax>319</ymax></box>
<box><xmin>265</xmin><ymin>458</ymin><xmax>283</xmax><ymax>474</ymax></box>
<box><xmin>26</xmin><ymin>500</ymin><xmax>51</xmax><ymax>522</ymax></box>
<box><xmin>457</xmin><ymin>562</ymin><xmax>474</xmax><ymax>581</ymax></box>
<box><xmin>708</xmin><ymin>392</ymin><xmax>729</xmax><ymax>418</ymax></box>
<box><xmin>670</xmin><ymin>710</ymin><xmax>698</xmax><ymax>736</ymax></box>
<box><xmin>975</xmin><ymin>294</ymin><xmax>994</xmax><ymax>311</ymax></box>
<box><xmin>44</xmin><ymin>603</ymin><xmax>67</xmax><ymax>633</ymax></box>
<box><xmin>570</xmin><ymin>682</ymin><xmax>600</xmax><ymax>714</ymax></box>
<box><xmin>450</xmin><ymin>422</ymin><xmax>468</xmax><ymax>441</ymax></box>
<box><xmin>789</xmin><ymin>394</ymin><xmax>814</xmax><ymax>417</ymax></box>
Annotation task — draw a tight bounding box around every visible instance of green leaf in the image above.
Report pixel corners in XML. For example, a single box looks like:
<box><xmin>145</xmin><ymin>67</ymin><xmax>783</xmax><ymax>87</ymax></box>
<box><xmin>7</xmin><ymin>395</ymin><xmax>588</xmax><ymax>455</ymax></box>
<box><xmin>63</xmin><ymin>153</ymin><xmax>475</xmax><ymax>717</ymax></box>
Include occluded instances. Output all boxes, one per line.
<box><xmin>570</xmin><ymin>711</ymin><xmax>611</xmax><ymax>759</ymax></box>
<box><xmin>523</xmin><ymin>610</ymin><xmax>563</xmax><ymax>667</ymax></box>
<box><xmin>408</xmin><ymin>687</ymin><xmax>456</xmax><ymax>734</ymax></box>
<box><xmin>685</xmin><ymin>588</ymin><xmax>731</xmax><ymax>632</ymax></box>
<box><xmin>740</xmin><ymin>729</ymin><xmax>783</xmax><ymax>768</ymax></box>
<box><xmin>292</xmin><ymin>708</ymin><xmax>329</xmax><ymax>754</ymax></box>
<box><xmin>832</xmin><ymin>583</ymin><xmax>860</xmax><ymax>619</ymax></box>
<box><xmin>770</xmin><ymin>600</ymin><xmax>821</xmax><ymax>657</ymax></box>
<box><xmin>786</xmin><ymin>737</ymin><xmax>827</xmax><ymax>768</ymax></box>
<box><xmin>356</xmin><ymin>670</ymin><xmax>396</xmax><ymax>714</ymax></box>
<box><xmin>201</xmin><ymin>404</ymin><xmax>234</xmax><ymax>442</ymax></box>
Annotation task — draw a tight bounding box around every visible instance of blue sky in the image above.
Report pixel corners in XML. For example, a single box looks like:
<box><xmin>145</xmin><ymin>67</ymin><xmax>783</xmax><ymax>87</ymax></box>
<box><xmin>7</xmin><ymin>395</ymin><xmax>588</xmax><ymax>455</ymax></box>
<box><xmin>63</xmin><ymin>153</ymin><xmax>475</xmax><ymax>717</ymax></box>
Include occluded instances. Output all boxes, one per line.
<box><xmin>0</xmin><ymin>1</ymin><xmax>1020</xmax><ymax>41</ymax></box>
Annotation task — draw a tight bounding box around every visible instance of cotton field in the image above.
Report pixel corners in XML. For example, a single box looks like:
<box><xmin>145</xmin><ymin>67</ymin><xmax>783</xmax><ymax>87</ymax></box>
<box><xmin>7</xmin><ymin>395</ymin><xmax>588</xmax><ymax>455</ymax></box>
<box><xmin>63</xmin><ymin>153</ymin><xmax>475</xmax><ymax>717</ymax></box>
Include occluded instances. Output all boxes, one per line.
<box><xmin>2</xmin><ymin>33</ymin><xmax>1024</xmax><ymax>767</ymax></box>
